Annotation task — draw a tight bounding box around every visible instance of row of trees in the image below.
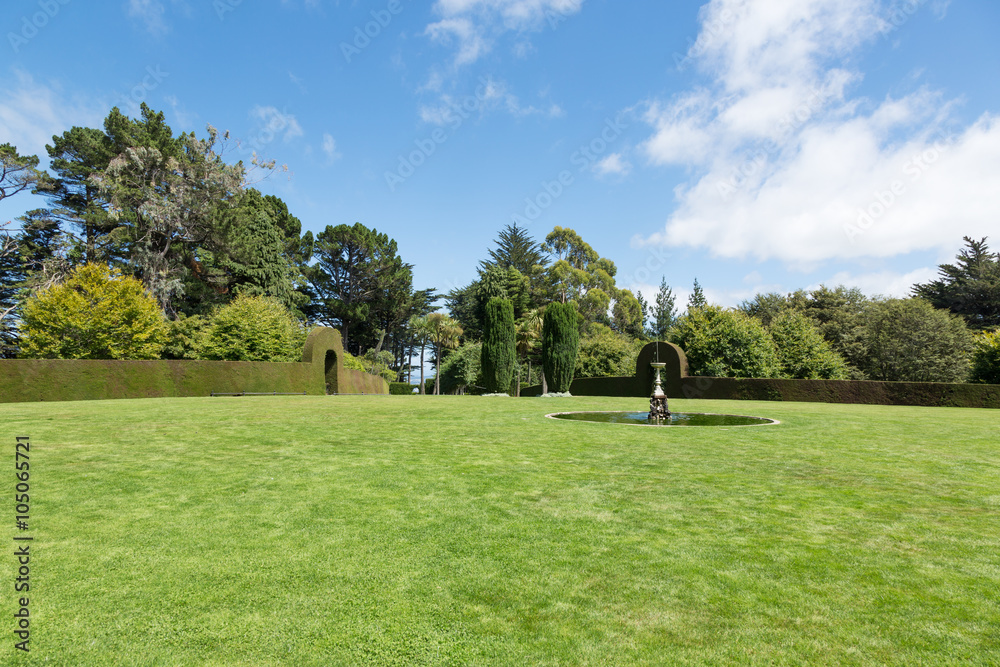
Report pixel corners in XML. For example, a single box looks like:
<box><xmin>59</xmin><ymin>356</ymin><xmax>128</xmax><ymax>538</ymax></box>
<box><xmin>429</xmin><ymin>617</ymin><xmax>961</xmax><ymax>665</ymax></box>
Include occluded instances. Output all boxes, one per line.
<box><xmin>0</xmin><ymin>106</ymin><xmax>438</xmax><ymax>375</ymax></box>
<box><xmin>3</xmin><ymin>106</ymin><xmax>998</xmax><ymax>388</ymax></box>
<box><xmin>427</xmin><ymin>230</ymin><xmax>1000</xmax><ymax>393</ymax></box>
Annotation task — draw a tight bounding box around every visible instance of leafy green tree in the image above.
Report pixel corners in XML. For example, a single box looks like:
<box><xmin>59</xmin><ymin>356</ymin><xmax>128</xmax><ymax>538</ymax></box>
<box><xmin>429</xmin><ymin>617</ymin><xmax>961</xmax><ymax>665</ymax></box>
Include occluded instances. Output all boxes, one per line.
<box><xmin>408</xmin><ymin>313</ymin><xmax>434</xmax><ymax>394</ymax></box>
<box><xmin>93</xmin><ymin>106</ymin><xmax>246</xmax><ymax>314</ymax></box>
<box><xmin>650</xmin><ymin>277</ymin><xmax>678</xmax><ymax>339</ymax></box>
<box><xmin>739</xmin><ymin>291</ymin><xmax>794</xmax><ymax>327</ymax></box>
<box><xmin>687</xmin><ymin>278</ymin><xmax>707</xmax><ymax>311</ymax></box>
<box><xmin>481</xmin><ymin>297</ymin><xmax>516</xmax><ymax>394</ymax></box>
<box><xmin>438</xmin><ymin>342</ymin><xmax>483</xmax><ymax>394</ymax></box>
<box><xmin>201</xmin><ymin>294</ymin><xmax>305</xmax><ymax>362</ymax></box>
<box><xmin>768</xmin><ymin>310</ymin><xmax>849</xmax><ymax>379</ymax></box>
<box><xmin>426</xmin><ymin>312</ymin><xmax>463</xmax><ymax>395</ymax></box>
<box><xmin>515</xmin><ymin>307</ymin><xmax>543</xmax><ymax>396</ymax></box>
<box><xmin>307</xmin><ymin>222</ymin><xmax>413</xmax><ymax>354</ymax></box>
<box><xmin>858</xmin><ymin>298</ymin><xmax>973</xmax><ymax>383</ymax></box>
<box><xmin>970</xmin><ymin>330</ymin><xmax>1000</xmax><ymax>384</ymax></box>
<box><xmin>541</xmin><ymin>227</ymin><xmax>616</xmax><ymax>318</ymax></box>
<box><xmin>161</xmin><ymin>313</ymin><xmax>209</xmax><ymax>360</ymax></box>
<box><xmin>215</xmin><ymin>189</ymin><xmax>298</xmax><ymax>309</ymax></box>
<box><xmin>0</xmin><ymin>144</ymin><xmax>43</xmax><ymax>204</ymax></box>
<box><xmin>20</xmin><ymin>263</ymin><xmax>167</xmax><ymax>359</ymax></box>
<box><xmin>913</xmin><ymin>236</ymin><xmax>1000</xmax><ymax>330</ymax></box>
<box><xmin>673</xmin><ymin>305</ymin><xmax>780</xmax><ymax>378</ymax></box>
<box><xmin>799</xmin><ymin>285</ymin><xmax>869</xmax><ymax>377</ymax></box>
<box><xmin>479</xmin><ymin>223</ymin><xmax>547</xmax><ymax>276</ymax></box>
<box><xmin>542</xmin><ymin>301</ymin><xmax>580</xmax><ymax>392</ymax></box>
<box><xmin>612</xmin><ymin>289</ymin><xmax>644</xmax><ymax>338</ymax></box>
<box><xmin>635</xmin><ymin>290</ymin><xmax>650</xmax><ymax>335</ymax></box>
<box><xmin>1</xmin><ymin>214</ymin><xmax>66</xmax><ymax>357</ymax></box>
<box><xmin>41</xmin><ymin>126</ymin><xmax>116</xmax><ymax>264</ymax></box>
<box><xmin>576</xmin><ymin>323</ymin><xmax>644</xmax><ymax>377</ymax></box>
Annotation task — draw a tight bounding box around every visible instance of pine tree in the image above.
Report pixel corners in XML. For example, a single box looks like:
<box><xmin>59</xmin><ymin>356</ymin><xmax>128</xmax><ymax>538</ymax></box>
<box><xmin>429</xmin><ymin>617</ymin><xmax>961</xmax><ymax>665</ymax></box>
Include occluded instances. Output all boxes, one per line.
<box><xmin>542</xmin><ymin>301</ymin><xmax>580</xmax><ymax>393</ymax></box>
<box><xmin>651</xmin><ymin>277</ymin><xmax>678</xmax><ymax>338</ymax></box>
<box><xmin>481</xmin><ymin>297</ymin><xmax>516</xmax><ymax>394</ymax></box>
<box><xmin>688</xmin><ymin>278</ymin><xmax>707</xmax><ymax>311</ymax></box>
<box><xmin>913</xmin><ymin>236</ymin><xmax>1000</xmax><ymax>330</ymax></box>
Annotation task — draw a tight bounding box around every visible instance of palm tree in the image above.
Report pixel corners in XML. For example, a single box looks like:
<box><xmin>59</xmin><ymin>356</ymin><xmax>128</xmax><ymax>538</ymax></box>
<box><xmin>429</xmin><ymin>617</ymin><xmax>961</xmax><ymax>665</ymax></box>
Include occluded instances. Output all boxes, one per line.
<box><xmin>515</xmin><ymin>308</ymin><xmax>543</xmax><ymax>397</ymax></box>
<box><xmin>426</xmin><ymin>312</ymin><xmax>463</xmax><ymax>395</ymax></box>
<box><xmin>408</xmin><ymin>314</ymin><xmax>432</xmax><ymax>394</ymax></box>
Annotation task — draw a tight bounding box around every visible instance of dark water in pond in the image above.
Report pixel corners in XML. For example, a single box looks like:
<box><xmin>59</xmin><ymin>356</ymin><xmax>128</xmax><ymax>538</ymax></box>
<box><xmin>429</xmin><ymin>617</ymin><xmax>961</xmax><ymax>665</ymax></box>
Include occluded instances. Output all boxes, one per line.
<box><xmin>548</xmin><ymin>411</ymin><xmax>777</xmax><ymax>426</ymax></box>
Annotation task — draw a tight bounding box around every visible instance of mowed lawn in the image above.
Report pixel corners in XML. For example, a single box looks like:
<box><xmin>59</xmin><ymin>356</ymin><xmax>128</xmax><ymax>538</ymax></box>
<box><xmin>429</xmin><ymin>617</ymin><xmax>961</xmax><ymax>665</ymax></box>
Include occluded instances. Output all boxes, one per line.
<box><xmin>2</xmin><ymin>395</ymin><xmax>998</xmax><ymax>666</ymax></box>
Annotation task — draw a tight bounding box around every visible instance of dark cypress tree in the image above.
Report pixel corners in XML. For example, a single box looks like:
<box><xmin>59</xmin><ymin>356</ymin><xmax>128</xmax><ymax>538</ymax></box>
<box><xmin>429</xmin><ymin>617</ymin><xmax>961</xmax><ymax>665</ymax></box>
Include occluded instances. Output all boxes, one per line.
<box><xmin>542</xmin><ymin>301</ymin><xmax>579</xmax><ymax>393</ymax></box>
<box><xmin>481</xmin><ymin>297</ymin><xmax>516</xmax><ymax>394</ymax></box>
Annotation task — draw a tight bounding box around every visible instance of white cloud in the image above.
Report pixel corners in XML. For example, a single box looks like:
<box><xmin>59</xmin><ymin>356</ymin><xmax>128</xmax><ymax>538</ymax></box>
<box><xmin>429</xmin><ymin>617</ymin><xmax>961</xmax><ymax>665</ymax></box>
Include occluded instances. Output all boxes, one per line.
<box><xmin>250</xmin><ymin>106</ymin><xmax>304</xmax><ymax>142</ymax></box>
<box><xmin>0</xmin><ymin>70</ymin><xmax>104</xmax><ymax>158</ymax></box>
<box><xmin>817</xmin><ymin>266</ymin><xmax>939</xmax><ymax>298</ymax></box>
<box><xmin>638</xmin><ymin>0</ymin><xmax>1000</xmax><ymax>268</ymax></box>
<box><xmin>322</xmin><ymin>133</ymin><xmax>341</xmax><ymax>162</ymax></box>
<box><xmin>126</xmin><ymin>0</ymin><xmax>168</xmax><ymax>34</ymax></box>
<box><xmin>427</xmin><ymin>0</ymin><xmax>584</xmax><ymax>66</ymax></box>
<box><xmin>418</xmin><ymin>77</ymin><xmax>562</xmax><ymax>125</ymax></box>
<box><xmin>594</xmin><ymin>153</ymin><xmax>631</xmax><ymax>177</ymax></box>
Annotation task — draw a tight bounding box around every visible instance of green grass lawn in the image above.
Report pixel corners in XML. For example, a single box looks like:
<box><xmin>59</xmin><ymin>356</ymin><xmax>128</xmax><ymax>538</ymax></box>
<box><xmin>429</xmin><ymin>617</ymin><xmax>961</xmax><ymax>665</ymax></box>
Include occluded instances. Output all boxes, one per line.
<box><xmin>2</xmin><ymin>395</ymin><xmax>998</xmax><ymax>665</ymax></box>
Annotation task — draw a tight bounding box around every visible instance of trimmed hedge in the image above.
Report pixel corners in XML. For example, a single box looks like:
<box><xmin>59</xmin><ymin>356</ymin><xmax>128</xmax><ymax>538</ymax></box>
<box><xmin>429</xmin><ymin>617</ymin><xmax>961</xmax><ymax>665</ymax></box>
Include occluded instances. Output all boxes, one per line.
<box><xmin>390</xmin><ymin>383</ymin><xmax>418</xmax><ymax>395</ymax></box>
<box><xmin>521</xmin><ymin>341</ymin><xmax>1000</xmax><ymax>408</ymax></box>
<box><xmin>0</xmin><ymin>327</ymin><xmax>389</xmax><ymax>403</ymax></box>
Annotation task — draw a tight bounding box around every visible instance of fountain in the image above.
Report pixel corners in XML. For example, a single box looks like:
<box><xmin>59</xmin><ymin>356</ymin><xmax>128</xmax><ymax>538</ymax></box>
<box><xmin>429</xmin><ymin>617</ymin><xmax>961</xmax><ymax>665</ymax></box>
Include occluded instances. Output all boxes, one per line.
<box><xmin>544</xmin><ymin>341</ymin><xmax>779</xmax><ymax>427</ymax></box>
<box><xmin>648</xmin><ymin>362</ymin><xmax>670</xmax><ymax>422</ymax></box>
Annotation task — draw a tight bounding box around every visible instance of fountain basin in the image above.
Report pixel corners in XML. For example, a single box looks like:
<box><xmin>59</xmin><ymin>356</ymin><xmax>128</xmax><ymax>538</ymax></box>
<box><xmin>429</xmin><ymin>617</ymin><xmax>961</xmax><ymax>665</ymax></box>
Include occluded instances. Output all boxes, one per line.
<box><xmin>546</xmin><ymin>411</ymin><xmax>779</xmax><ymax>427</ymax></box>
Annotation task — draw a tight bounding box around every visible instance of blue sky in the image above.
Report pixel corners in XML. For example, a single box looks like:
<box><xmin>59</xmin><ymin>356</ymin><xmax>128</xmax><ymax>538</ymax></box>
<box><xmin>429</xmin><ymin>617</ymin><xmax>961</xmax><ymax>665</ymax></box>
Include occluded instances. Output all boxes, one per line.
<box><xmin>2</xmin><ymin>0</ymin><xmax>999</xmax><ymax>309</ymax></box>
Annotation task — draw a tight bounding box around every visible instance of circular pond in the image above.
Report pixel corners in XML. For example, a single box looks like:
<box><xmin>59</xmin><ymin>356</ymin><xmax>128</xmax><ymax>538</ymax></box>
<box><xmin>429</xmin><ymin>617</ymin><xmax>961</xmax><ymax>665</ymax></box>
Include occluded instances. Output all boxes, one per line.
<box><xmin>546</xmin><ymin>411</ymin><xmax>779</xmax><ymax>427</ymax></box>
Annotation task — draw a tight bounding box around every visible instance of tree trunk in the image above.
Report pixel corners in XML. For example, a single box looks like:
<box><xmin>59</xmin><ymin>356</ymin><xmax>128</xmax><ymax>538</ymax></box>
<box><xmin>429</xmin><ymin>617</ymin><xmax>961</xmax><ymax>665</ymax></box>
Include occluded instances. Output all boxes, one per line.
<box><xmin>541</xmin><ymin>369</ymin><xmax>548</xmax><ymax>395</ymax></box>
<box><xmin>434</xmin><ymin>343</ymin><xmax>441</xmax><ymax>395</ymax></box>
<box><xmin>419</xmin><ymin>345</ymin><xmax>425</xmax><ymax>394</ymax></box>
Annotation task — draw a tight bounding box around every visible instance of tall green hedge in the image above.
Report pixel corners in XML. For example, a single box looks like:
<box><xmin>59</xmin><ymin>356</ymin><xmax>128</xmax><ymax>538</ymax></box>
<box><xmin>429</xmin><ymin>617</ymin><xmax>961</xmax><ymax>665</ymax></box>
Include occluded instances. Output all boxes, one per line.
<box><xmin>481</xmin><ymin>298</ymin><xmax>516</xmax><ymax>394</ymax></box>
<box><xmin>542</xmin><ymin>301</ymin><xmax>579</xmax><ymax>393</ymax></box>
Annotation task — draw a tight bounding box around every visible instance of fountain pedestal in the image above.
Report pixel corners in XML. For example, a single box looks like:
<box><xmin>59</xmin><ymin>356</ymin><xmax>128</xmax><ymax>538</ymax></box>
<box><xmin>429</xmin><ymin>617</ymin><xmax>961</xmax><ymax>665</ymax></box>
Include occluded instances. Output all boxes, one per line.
<box><xmin>649</xmin><ymin>362</ymin><xmax>670</xmax><ymax>421</ymax></box>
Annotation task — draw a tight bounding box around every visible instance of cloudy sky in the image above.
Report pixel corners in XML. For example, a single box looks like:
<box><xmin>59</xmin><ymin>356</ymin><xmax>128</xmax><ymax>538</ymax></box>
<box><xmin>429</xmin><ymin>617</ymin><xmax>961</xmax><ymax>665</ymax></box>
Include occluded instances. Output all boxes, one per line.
<box><xmin>2</xmin><ymin>0</ymin><xmax>998</xmax><ymax>308</ymax></box>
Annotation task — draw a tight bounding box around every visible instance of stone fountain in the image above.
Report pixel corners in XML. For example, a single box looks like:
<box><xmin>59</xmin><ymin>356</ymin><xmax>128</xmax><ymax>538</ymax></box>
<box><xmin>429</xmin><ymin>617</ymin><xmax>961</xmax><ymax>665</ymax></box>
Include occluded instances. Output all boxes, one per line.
<box><xmin>648</xmin><ymin>361</ymin><xmax>670</xmax><ymax>421</ymax></box>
